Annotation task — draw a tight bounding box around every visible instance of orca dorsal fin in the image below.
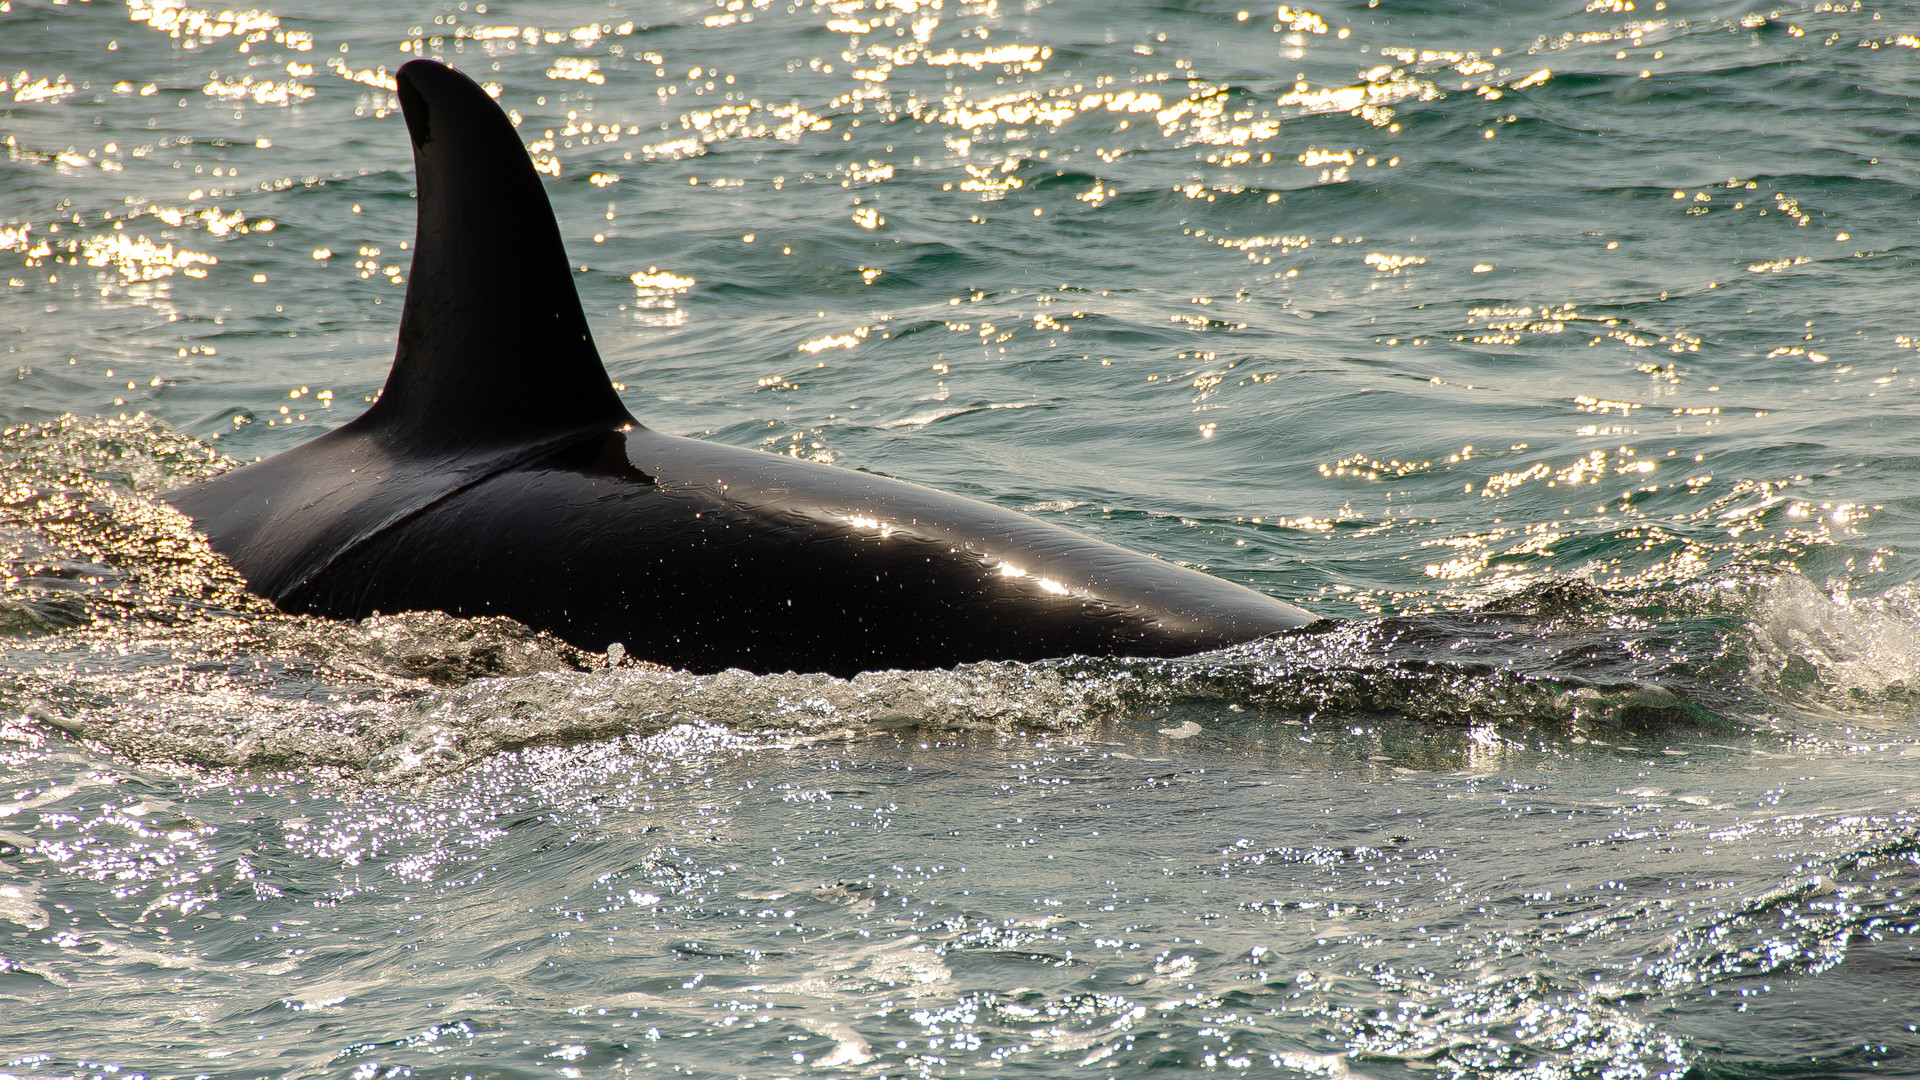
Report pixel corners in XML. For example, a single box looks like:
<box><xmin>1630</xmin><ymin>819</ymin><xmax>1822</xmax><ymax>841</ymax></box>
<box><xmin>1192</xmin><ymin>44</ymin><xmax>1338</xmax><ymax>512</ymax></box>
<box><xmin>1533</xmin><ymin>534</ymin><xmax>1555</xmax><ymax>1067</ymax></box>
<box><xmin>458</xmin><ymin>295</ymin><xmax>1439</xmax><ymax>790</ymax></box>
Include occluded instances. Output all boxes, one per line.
<box><xmin>355</xmin><ymin>59</ymin><xmax>634</xmax><ymax>453</ymax></box>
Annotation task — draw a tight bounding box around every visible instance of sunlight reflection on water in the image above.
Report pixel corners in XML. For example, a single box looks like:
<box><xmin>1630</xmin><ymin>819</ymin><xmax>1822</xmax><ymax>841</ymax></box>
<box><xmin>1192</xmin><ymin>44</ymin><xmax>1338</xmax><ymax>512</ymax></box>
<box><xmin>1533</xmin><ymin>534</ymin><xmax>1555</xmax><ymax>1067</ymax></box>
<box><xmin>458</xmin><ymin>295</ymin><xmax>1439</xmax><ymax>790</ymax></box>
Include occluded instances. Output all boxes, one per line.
<box><xmin>4</xmin><ymin>0</ymin><xmax>1920</xmax><ymax>1076</ymax></box>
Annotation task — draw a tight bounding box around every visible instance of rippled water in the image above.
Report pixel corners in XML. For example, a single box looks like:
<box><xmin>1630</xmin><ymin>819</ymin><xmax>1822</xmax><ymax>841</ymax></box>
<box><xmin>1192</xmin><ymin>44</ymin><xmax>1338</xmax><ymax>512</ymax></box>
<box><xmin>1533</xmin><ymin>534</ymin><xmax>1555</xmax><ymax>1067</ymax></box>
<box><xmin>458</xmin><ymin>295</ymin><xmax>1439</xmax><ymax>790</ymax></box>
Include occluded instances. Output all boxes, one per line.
<box><xmin>6</xmin><ymin>0</ymin><xmax>1920</xmax><ymax>1076</ymax></box>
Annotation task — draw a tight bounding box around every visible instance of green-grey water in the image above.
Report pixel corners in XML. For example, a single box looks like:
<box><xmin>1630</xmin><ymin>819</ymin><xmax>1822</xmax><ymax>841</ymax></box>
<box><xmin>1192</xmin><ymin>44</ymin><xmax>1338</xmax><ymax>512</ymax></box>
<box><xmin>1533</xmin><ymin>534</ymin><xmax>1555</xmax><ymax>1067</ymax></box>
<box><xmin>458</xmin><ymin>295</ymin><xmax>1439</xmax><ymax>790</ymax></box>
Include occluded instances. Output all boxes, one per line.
<box><xmin>4</xmin><ymin>0</ymin><xmax>1920</xmax><ymax>1076</ymax></box>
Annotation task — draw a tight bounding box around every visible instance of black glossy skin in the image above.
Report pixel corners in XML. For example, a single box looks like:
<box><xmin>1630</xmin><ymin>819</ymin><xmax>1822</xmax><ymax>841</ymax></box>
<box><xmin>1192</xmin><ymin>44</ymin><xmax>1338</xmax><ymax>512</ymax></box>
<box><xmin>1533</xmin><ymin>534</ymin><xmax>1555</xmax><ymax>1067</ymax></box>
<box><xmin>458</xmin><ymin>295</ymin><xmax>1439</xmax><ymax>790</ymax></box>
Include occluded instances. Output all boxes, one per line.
<box><xmin>164</xmin><ymin>59</ymin><xmax>1315</xmax><ymax>677</ymax></box>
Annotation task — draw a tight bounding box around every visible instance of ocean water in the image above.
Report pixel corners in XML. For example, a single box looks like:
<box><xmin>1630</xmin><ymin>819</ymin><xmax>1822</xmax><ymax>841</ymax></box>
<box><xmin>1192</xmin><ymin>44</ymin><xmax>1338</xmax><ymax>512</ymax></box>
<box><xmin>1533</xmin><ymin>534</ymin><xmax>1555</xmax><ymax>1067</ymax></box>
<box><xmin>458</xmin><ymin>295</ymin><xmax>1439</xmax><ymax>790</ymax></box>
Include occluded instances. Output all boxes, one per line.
<box><xmin>5</xmin><ymin>0</ymin><xmax>1920</xmax><ymax>1076</ymax></box>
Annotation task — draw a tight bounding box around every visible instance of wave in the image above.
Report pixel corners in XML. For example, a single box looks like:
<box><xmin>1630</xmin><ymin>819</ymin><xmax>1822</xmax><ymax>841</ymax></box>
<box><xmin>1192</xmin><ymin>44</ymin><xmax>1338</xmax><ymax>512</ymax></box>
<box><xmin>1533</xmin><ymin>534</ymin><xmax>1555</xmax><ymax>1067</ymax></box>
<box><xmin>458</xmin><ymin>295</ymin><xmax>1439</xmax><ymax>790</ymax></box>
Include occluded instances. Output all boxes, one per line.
<box><xmin>2</xmin><ymin>415</ymin><xmax>1914</xmax><ymax>781</ymax></box>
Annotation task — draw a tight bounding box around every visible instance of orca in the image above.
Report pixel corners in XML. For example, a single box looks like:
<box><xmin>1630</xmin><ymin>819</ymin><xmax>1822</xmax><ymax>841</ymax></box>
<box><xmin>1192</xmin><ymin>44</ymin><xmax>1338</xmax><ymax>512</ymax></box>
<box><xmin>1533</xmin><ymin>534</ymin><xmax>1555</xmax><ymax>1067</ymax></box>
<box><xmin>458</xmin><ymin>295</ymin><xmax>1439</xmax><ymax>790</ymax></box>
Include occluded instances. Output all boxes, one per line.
<box><xmin>165</xmin><ymin>58</ymin><xmax>1315</xmax><ymax>677</ymax></box>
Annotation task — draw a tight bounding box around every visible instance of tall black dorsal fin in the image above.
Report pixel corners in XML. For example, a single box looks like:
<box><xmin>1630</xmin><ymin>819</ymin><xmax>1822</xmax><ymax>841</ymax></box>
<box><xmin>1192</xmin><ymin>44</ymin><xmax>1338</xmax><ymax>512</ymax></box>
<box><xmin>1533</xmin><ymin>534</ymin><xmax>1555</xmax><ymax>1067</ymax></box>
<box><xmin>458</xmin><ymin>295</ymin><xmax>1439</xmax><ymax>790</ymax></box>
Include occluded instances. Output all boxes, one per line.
<box><xmin>354</xmin><ymin>59</ymin><xmax>634</xmax><ymax>453</ymax></box>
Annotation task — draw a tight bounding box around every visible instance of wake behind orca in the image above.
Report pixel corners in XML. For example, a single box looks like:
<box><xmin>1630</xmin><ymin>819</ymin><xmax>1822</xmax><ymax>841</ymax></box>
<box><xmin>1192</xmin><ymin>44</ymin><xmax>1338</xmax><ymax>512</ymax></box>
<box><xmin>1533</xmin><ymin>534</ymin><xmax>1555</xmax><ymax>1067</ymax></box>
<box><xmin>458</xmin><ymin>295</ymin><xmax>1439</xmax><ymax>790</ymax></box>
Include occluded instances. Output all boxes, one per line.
<box><xmin>165</xmin><ymin>59</ymin><xmax>1315</xmax><ymax>677</ymax></box>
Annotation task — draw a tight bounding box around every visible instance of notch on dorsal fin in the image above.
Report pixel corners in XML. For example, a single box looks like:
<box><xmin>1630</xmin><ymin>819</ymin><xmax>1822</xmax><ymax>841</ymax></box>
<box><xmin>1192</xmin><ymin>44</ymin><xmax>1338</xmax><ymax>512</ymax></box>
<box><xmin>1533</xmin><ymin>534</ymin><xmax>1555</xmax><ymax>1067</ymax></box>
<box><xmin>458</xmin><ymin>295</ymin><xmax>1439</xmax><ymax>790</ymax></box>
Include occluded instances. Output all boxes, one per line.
<box><xmin>353</xmin><ymin>59</ymin><xmax>635</xmax><ymax>453</ymax></box>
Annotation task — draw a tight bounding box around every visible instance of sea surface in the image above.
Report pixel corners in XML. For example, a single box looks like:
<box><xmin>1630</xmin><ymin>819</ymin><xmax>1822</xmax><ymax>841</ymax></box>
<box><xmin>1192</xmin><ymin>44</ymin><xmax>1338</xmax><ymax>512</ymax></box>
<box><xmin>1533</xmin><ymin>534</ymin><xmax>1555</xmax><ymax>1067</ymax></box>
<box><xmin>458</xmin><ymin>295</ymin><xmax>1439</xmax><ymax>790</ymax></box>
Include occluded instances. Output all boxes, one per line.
<box><xmin>4</xmin><ymin>0</ymin><xmax>1920</xmax><ymax>1076</ymax></box>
